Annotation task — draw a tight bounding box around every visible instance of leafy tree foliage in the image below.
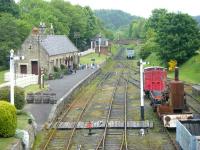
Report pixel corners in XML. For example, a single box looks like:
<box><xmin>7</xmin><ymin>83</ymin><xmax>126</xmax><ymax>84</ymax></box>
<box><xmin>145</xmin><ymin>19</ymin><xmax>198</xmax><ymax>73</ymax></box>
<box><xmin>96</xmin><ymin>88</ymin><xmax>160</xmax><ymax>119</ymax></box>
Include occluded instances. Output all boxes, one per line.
<box><xmin>140</xmin><ymin>28</ymin><xmax>160</xmax><ymax>59</ymax></box>
<box><xmin>129</xmin><ymin>18</ymin><xmax>146</xmax><ymax>39</ymax></box>
<box><xmin>0</xmin><ymin>0</ymin><xmax>19</xmax><ymax>17</ymax></box>
<box><xmin>0</xmin><ymin>0</ymin><xmax>109</xmax><ymax>69</ymax></box>
<box><xmin>0</xmin><ymin>13</ymin><xmax>21</xmax><ymax>68</ymax></box>
<box><xmin>19</xmin><ymin>0</ymin><xmax>107</xmax><ymax>50</ymax></box>
<box><xmin>146</xmin><ymin>9</ymin><xmax>200</xmax><ymax>64</ymax></box>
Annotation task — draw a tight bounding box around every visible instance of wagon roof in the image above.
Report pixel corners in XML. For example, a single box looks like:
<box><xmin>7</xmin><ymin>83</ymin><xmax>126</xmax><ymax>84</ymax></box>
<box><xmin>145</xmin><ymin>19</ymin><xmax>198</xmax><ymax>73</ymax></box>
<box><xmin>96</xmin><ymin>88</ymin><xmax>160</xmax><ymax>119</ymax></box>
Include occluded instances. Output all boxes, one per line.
<box><xmin>144</xmin><ymin>66</ymin><xmax>166</xmax><ymax>70</ymax></box>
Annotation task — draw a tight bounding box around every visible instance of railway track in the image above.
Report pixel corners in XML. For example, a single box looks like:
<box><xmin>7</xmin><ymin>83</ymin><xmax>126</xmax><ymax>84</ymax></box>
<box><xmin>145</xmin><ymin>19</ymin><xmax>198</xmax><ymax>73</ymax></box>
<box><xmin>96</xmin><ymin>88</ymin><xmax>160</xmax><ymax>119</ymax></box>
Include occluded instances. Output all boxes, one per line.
<box><xmin>41</xmin><ymin>73</ymin><xmax>112</xmax><ymax>150</ymax></box>
<box><xmin>125</xmin><ymin>66</ymin><xmax>178</xmax><ymax>150</ymax></box>
<box><xmin>39</xmin><ymin>48</ymin><xmax>179</xmax><ymax>150</ymax></box>
<box><xmin>95</xmin><ymin>71</ymin><xmax>128</xmax><ymax>150</ymax></box>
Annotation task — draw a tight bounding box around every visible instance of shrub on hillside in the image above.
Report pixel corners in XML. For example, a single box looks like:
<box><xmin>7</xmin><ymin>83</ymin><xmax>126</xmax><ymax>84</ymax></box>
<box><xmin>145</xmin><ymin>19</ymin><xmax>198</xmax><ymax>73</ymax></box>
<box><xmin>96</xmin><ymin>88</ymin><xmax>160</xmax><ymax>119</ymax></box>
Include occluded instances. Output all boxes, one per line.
<box><xmin>0</xmin><ymin>101</ymin><xmax>17</xmax><ymax>137</ymax></box>
<box><xmin>0</xmin><ymin>86</ymin><xmax>25</xmax><ymax>110</ymax></box>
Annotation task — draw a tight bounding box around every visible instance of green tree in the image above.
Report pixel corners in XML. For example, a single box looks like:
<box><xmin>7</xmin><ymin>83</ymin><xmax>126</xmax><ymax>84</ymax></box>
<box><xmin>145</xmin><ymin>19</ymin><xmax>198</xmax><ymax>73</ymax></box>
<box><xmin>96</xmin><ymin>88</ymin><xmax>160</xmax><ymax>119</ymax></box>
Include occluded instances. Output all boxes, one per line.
<box><xmin>129</xmin><ymin>18</ymin><xmax>146</xmax><ymax>39</ymax></box>
<box><xmin>147</xmin><ymin>9</ymin><xmax>200</xmax><ymax>64</ymax></box>
<box><xmin>19</xmin><ymin>0</ymin><xmax>104</xmax><ymax>50</ymax></box>
<box><xmin>140</xmin><ymin>28</ymin><xmax>160</xmax><ymax>59</ymax></box>
<box><xmin>0</xmin><ymin>13</ymin><xmax>20</xmax><ymax>68</ymax></box>
<box><xmin>0</xmin><ymin>0</ymin><xmax>19</xmax><ymax>17</ymax></box>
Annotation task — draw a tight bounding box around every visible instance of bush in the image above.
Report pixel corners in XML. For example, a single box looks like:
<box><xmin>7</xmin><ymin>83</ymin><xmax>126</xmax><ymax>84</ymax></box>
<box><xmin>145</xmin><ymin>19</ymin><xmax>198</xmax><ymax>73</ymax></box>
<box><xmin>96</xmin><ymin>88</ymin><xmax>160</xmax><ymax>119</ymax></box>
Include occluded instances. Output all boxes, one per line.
<box><xmin>53</xmin><ymin>72</ymin><xmax>63</xmax><ymax>79</ymax></box>
<box><xmin>0</xmin><ymin>86</ymin><xmax>9</xmax><ymax>100</ymax></box>
<box><xmin>0</xmin><ymin>101</ymin><xmax>17</xmax><ymax>137</ymax></box>
<box><xmin>0</xmin><ymin>86</ymin><xmax>25</xmax><ymax>110</ymax></box>
<box><xmin>44</xmin><ymin>74</ymin><xmax>49</xmax><ymax>81</ymax></box>
<box><xmin>53</xmin><ymin>66</ymin><xmax>59</xmax><ymax>72</ymax></box>
<box><xmin>60</xmin><ymin>64</ymin><xmax>66</xmax><ymax>70</ymax></box>
<box><xmin>139</xmin><ymin>48</ymin><xmax>151</xmax><ymax>59</ymax></box>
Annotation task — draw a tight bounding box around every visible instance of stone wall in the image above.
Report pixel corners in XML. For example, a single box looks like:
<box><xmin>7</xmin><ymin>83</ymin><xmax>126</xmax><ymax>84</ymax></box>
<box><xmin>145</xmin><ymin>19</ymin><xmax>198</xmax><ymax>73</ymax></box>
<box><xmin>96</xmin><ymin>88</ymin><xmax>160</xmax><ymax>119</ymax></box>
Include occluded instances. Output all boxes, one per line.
<box><xmin>95</xmin><ymin>47</ymin><xmax>110</xmax><ymax>55</ymax></box>
<box><xmin>10</xmin><ymin>124</ymin><xmax>36</xmax><ymax>150</ymax></box>
<box><xmin>192</xmin><ymin>85</ymin><xmax>200</xmax><ymax>96</ymax></box>
<box><xmin>17</xmin><ymin>35</ymin><xmax>49</xmax><ymax>74</ymax></box>
<box><xmin>48</xmin><ymin>68</ymin><xmax>102</xmax><ymax>127</ymax></box>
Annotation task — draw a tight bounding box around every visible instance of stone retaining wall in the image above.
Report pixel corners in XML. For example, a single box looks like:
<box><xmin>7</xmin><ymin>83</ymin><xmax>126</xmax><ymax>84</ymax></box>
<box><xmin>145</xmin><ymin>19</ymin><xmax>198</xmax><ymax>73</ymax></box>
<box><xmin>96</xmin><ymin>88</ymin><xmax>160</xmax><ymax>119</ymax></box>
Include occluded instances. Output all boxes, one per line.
<box><xmin>192</xmin><ymin>85</ymin><xmax>200</xmax><ymax>97</ymax></box>
<box><xmin>47</xmin><ymin>68</ymin><xmax>101</xmax><ymax>127</ymax></box>
<box><xmin>10</xmin><ymin>124</ymin><xmax>36</xmax><ymax>150</ymax></box>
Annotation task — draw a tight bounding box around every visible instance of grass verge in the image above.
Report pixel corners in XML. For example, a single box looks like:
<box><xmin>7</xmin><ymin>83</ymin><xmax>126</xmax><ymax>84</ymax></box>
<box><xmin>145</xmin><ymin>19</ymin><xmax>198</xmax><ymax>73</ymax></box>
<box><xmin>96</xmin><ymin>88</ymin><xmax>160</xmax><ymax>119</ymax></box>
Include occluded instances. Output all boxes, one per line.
<box><xmin>0</xmin><ymin>113</ymin><xmax>30</xmax><ymax>150</ymax></box>
<box><xmin>24</xmin><ymin>84</ymin><xmax>48</xmax><ymax>95</ymax></box>
<box><xmin>80</xmin><ymin>53</ymin><xmax>107</xmax><ymax>65</ymax></box>
<box><xmin>32</xmin><ymin>131</ymin><xmax>46</xmax><ymax>150</ymax></box>
<box><xmin>0</xmin><ymin>70</ymin><xmax>7</xmax><ymax>84</ymax></box>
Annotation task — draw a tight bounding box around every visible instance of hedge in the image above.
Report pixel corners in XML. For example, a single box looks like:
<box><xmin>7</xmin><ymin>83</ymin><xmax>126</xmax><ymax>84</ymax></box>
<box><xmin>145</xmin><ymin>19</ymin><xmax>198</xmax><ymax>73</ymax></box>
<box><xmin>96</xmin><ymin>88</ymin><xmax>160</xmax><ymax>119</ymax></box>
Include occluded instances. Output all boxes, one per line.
<box><xmin>0</xmin><ymin>86</ymin><xmax>25</xmax><ymax>109</ymax></box>
<box><xmin>0</xmin><ymin>101</ymin><xmax>17</xmax><ymax>137</ymax></box>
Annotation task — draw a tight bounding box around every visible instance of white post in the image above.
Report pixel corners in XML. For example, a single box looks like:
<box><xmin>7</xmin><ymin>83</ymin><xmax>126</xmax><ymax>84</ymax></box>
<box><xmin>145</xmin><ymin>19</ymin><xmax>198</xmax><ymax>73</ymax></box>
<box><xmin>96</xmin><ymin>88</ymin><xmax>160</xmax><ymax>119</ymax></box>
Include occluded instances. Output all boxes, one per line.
<box><xmin>98</xmin><ymin>34</ymin><xmax>101</xmax><ymax>56</ymax></box>
<box><xmin>10</xmin><ymin>49</ymin><xmax>15</xmax><ymax>105</ymax></box>
<box><xmin>139</xmin><ymin>59</ymin><xmax>149</xmax><ymax>120</ymax></box>
<box><xmin>91</xmin><ymin>41</ymin><xmax>93</xmax><ymax>50</ymax></box>
<box><xmin>140</xmin><ymin>59</ymin><xmax>144</xmax><ymax>120</ymax></box>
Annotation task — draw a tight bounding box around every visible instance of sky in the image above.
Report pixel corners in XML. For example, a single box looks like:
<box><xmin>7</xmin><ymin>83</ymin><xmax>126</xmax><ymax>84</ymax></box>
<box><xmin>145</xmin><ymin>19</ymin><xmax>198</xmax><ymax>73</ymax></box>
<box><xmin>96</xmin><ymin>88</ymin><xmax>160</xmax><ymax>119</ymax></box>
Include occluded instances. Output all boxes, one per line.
<box><xmin>14</xmin><ymin>0</ymin><xmax>200</xmax><ymax>18</ymax></box>
<box><xmin>64</xmin><ymin>0</ymin><xmax>200</xmax><ymax>18</ymax></box>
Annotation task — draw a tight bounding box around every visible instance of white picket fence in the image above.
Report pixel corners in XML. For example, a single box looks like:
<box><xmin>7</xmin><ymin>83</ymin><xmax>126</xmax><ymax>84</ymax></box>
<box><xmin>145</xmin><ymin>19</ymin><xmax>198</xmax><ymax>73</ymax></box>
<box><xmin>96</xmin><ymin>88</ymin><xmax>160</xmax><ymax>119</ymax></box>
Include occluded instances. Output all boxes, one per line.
<box><xmin>4</xmin><ymin>72</ymin><xmax>36</xmax><ymax>82</ymax></box>
<box><xmin>0</xmin><ymin>73</ymin><xmax>38</xmax><ymax>88</ymax></box>
<box><xmin>79</xmin><ymin>49</ymin><xmax>95</xmax><ymax>56</ymax></box>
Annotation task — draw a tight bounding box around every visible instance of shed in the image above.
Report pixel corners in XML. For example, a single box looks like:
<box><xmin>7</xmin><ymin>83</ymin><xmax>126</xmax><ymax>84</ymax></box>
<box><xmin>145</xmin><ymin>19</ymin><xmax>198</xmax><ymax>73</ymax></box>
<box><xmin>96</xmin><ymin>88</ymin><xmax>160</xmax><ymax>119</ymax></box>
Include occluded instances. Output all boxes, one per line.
<box><xmin>176</xmin><ymin>120</ymin><xmax>200</xmax><ymax>150</ymax></box>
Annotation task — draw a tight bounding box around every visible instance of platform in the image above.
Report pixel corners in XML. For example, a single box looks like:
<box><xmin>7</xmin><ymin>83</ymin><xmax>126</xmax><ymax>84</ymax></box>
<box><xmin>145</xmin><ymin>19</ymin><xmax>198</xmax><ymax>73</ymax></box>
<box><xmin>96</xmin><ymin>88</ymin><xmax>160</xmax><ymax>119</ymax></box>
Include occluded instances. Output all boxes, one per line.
<box><xmin>192</xmin><ymin>85</ymin><xmax>200</xmax><ymax>96</ymax></box>
<box><xmin>55</xmin><ymin>120</ymin><xmax>153</xmax><ymax>129</ymax></box>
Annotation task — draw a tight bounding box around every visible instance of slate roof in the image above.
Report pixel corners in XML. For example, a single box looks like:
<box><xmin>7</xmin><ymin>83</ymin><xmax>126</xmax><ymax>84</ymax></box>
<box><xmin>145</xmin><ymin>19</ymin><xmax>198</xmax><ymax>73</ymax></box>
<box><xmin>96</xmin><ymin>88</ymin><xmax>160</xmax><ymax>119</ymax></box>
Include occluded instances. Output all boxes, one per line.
<box><xmin>40</xmin><ymin>35</ymin><xmax>78</xmax><ymax>56</ymax></box>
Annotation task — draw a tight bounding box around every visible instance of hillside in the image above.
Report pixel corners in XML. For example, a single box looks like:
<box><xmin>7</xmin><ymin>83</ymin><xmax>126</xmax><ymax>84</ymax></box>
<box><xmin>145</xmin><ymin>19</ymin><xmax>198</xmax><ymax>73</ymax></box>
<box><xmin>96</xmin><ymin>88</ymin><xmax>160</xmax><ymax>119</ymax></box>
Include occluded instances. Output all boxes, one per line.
<box><xmin>95</xmin><ymin>9</ymin><xmax>140</xmax><ymax>30</ymax></box>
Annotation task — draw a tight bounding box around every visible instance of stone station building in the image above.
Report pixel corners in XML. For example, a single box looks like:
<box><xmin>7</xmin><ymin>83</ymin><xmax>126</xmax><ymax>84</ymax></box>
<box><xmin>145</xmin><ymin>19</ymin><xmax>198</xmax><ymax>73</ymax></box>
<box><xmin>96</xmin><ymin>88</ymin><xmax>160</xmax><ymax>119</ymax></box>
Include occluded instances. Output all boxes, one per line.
<box><xmin>16</xmin><ymin>27</ymin><xmax>79</xmax><ymax>75</ymax></box>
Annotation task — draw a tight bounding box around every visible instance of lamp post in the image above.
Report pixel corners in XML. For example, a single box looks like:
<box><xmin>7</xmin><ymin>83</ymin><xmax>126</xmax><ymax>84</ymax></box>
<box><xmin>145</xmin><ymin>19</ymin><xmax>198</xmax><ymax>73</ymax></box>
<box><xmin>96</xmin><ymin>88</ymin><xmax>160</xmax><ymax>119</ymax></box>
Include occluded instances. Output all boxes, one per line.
<box><xmin>98</xmin><ymin>33</ymin><xmax>101</xmax><ymax>57</ymax></box>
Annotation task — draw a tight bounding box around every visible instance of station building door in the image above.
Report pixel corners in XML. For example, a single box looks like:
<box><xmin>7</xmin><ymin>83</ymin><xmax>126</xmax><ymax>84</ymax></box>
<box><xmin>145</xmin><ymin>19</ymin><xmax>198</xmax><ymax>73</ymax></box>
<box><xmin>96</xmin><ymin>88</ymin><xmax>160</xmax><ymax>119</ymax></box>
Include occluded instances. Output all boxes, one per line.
<box><xmin>31</xmin><ymin>61</ymin><xmax>38</xmax><ymax>75</ymax></box>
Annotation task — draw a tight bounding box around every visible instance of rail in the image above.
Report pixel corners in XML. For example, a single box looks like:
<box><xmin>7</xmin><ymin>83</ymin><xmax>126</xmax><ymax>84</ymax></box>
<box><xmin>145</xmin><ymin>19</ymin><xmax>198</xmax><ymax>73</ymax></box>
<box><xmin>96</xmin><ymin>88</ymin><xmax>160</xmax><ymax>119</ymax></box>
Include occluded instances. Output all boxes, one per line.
<box><xmin>95</xmin><ymin>69</ymin><xmax>128</xmax><ymax>150</ymax></box>
<box><xmin>41</xmin><ymin>72</ymin><xmax>110</xmax><ymax>150</ymax></box>
<box><xmin>120</xmin><ymin>78</ymin><xmax>128</xmax><ymax>150</ymax></box>
<box><xmin>95</xmin><ymin>75</ymin><xmax>119</xmax><ymax>150</ymax></box>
